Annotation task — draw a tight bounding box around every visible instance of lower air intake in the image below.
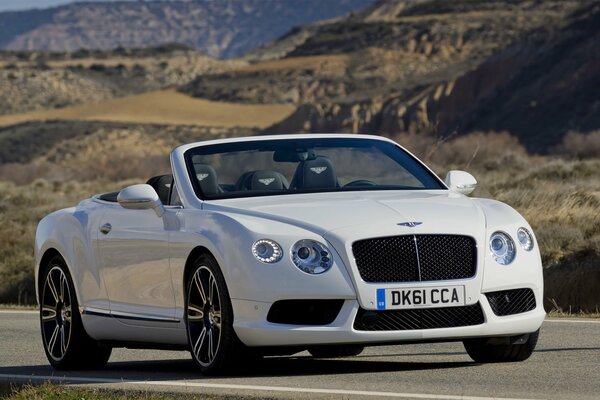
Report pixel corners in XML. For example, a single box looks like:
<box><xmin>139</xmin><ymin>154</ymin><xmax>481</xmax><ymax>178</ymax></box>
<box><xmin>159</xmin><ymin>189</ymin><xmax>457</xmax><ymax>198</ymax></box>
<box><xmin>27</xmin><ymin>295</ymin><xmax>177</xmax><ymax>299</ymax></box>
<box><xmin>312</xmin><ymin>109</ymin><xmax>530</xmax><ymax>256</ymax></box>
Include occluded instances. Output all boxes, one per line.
<box><xmin>486</xmin><ymin>288</ymin><xmax>536</xmax><ymax>316</ymax></box>
<box><xmin>354</xmin><ymin>303</ymin><xmax>485</xmax><ymax>331</ymax></box>
<box><xmin>267</xmin><ymin>299</ymin><xmax>344</xmax><ymax>325</ymax></box>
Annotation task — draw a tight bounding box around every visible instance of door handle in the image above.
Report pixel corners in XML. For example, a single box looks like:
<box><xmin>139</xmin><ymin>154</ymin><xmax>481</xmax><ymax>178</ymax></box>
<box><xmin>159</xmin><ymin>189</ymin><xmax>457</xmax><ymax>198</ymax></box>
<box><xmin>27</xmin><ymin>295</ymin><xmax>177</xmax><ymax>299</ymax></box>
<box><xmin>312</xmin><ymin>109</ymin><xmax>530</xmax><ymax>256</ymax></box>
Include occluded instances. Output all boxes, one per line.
<box><xmin>99</xmin><ymin>223</ymin><xmax>112</xmax><ymax>235</ymax></box>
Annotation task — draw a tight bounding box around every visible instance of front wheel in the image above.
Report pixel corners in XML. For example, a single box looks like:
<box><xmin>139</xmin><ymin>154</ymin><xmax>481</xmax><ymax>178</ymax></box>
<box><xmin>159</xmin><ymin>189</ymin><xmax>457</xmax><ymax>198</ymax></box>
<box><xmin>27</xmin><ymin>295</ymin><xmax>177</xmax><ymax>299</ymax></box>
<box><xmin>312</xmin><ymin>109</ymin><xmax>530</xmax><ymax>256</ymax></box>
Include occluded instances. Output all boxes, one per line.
<box><xmin>463</xmin><ymin>330</ymin><xmax>540</xmax><ymax>363</ymax></box>
<box><xmin>40</xmin><ymin>256</ymin><xmax>111</xmax><ymax>369</ymax></box>
<box><xmin>186</xmin><ymin>254</ymin><xmax>257</xmax><ymax>374</ymax></box>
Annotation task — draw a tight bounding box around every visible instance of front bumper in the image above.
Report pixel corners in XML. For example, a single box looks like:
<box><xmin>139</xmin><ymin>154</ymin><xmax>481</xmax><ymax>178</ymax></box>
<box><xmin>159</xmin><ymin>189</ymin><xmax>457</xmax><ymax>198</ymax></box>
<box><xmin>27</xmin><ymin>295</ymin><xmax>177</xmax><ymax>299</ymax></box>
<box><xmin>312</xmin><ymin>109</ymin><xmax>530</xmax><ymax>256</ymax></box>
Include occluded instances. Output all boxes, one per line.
<box><xmin>232</xmin><ymin>290</ymin><xmax>545</xmax><ymax>347</ymax></box>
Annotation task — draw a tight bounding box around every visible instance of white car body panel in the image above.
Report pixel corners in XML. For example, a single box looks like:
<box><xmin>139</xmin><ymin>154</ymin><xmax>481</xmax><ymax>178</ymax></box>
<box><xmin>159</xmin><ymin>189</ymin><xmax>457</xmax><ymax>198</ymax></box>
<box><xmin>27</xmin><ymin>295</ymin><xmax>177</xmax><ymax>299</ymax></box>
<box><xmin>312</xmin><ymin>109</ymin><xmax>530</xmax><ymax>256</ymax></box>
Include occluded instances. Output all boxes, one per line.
<box><xmin>35</xmin><ymin>134</ymin><xmax>544</xmax><ymax>350</ymax></box>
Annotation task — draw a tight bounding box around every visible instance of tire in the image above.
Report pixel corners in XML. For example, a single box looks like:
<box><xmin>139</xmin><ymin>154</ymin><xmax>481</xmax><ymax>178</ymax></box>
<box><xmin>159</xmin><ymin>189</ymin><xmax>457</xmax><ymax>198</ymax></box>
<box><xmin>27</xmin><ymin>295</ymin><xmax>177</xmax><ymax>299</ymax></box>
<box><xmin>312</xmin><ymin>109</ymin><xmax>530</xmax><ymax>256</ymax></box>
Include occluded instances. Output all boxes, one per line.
<box><xmin>185</xmin><ymin>254</ymin><xmax>258</xmax><ymax>374</ymax></box>
<box><xmin>40</xmin><ymin>255</ymin><xmax>112</xmax><ymax>370</ymax></box>
<box><xmin>308</xmin><ymin>345</ymin><xmax>364</xmax><ymax>358</ymax></box>
<box><xmin>463</xmin><ymin>330</ymin><xmax>540</xmax><ymax>363</ymax></box>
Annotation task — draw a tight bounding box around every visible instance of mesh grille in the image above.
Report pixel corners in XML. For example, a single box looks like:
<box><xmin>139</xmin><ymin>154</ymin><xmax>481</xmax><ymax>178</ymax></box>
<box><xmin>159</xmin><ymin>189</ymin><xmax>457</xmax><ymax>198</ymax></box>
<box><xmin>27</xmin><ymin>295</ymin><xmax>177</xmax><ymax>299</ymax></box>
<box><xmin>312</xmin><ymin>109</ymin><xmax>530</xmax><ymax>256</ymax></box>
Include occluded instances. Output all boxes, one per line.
<box><xmin>354</xmin><ymin>303</ymin><xmax>485</xmax><ymax>331</ymax></box>
<box><xmin>352</xmin><ymin>235</ymin><xmax>476</xmax><ymax>283</ymax></box>
<box><xmin>486</xmin><ymin>289</ymin><xmax>536</xmax><ymax>316</ymax></box>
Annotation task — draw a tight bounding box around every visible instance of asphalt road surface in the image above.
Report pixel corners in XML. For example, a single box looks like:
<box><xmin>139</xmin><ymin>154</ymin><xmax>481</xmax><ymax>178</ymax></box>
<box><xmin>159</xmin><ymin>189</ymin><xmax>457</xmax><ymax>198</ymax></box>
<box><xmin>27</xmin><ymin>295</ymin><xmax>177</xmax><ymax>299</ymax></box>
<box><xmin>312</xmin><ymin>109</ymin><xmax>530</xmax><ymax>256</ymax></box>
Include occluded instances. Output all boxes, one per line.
<box><xmin>0</xmin><ymin>311</ymin><xmax>599</xmax><ymax>400</ymax></box>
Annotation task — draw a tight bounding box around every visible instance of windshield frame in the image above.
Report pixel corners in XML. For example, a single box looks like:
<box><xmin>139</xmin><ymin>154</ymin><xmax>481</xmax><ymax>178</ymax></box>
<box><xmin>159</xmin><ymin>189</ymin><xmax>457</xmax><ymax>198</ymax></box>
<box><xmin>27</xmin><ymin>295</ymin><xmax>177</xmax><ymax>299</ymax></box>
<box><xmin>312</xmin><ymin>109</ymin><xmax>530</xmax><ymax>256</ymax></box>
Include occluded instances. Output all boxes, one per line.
<box><xmin>183</xmin><ymin>137</ymin><xmax>446</xmax><ymax>201</ymax></box>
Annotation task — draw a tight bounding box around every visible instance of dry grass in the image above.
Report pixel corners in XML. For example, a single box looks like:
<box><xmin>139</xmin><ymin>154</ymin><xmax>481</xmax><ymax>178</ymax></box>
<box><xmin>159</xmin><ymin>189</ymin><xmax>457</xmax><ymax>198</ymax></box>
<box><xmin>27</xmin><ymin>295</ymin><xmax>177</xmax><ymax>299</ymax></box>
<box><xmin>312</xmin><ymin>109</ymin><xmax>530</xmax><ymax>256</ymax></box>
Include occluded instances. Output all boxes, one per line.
<box><xmin>0</xmin><ymin>383</ymin><xmax>271</xmax><ymax>400</ymax></box>
<box><xmin>552</xmin><ymin>130</ymin><xmax>600</xmax><ymax>159</ymax></box>
<box><xmin>240</xmin><ymin>54</ymin><xmax>349</xmax><ymax>73</ymax></box>
<box><xmin>0</xmin><ymin>90</ymin><xmax>295</xmax><ymax>129</ymax></box>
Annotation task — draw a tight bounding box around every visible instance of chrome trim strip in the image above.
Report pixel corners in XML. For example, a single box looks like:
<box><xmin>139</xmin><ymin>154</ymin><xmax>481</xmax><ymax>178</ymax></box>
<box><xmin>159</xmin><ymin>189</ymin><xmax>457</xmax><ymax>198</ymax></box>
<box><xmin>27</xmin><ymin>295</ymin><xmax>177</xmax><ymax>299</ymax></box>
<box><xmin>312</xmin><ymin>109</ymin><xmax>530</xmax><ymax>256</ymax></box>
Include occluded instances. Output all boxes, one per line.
<box><xmin>413</xmin><ymin>235</ymin><xmax>422</xmax><ymax>281</ymax></box>
<box><xmin>81</xmin><ymin>307</ymin><xmax>180</xmax><ymax>323</ymax></box>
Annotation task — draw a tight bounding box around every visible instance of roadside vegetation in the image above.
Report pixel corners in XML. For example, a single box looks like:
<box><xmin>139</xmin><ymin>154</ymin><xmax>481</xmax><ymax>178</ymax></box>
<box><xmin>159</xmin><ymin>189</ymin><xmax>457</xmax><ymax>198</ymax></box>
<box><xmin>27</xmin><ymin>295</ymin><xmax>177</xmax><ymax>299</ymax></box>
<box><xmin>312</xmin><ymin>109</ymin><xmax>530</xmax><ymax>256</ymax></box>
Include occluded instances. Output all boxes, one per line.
<box><xmin>0</xmin><ymin>127</ymin><xmax>598</xmax><ymax>312</ymax></box>
<box><xmin>0</xmin><ymin>383</ymin><xmax>274</xmax><ymax>400</ymax></box>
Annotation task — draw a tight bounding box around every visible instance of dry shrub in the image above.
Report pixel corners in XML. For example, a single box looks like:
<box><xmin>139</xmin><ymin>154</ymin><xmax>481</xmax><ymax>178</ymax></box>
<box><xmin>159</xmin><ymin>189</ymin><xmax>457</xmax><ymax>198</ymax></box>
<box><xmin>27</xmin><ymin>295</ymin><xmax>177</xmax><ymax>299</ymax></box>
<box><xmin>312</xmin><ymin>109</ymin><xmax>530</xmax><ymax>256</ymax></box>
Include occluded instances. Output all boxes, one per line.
<box><xmin>387</xmin><ymin>132</ymin><xmax>437</xmax><ymax>160</ymax></box>
<box><xmin>390</xmin><ymin>131</ymin><xmax>529</xmax><ymax>170</ymax></box>
<box><xmin>553</xmin><ymin>130</ymin><xmax>600</xmax><ymax>159</ymax></box>
<box><xmin>428</xmin><ymin>131</ymin><xmax>528</xmax><ymax>169</ymax></box>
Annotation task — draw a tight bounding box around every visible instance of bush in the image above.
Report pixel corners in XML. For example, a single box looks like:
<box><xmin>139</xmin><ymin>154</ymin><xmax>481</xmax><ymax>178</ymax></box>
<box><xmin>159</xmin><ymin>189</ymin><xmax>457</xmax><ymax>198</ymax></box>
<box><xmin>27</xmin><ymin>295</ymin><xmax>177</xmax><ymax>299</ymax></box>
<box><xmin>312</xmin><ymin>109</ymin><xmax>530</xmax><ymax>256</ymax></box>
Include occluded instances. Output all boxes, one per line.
<box><xmin>553</xmin><ymin>130</ymin><xmax>600</xmax><ymax>159</ymax></box>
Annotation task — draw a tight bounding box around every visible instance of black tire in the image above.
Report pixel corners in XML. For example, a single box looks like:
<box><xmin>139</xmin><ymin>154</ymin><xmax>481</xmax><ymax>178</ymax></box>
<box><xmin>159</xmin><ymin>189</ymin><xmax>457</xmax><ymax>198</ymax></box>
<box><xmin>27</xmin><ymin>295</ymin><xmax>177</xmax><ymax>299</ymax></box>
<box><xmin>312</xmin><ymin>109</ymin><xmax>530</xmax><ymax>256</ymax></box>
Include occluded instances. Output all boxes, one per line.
<box><xmin>185</xmin><ymin>254</ymin><xmax>258</xmax><ymax>374</ymax></box>
<box><xmin>308</xmin><ymin>345</ymin><xmax>365</xmax><ymax>358</ymax></box>
<box><xmin>40</xmin><ymin>255</ymin><xmax>112</xmax><ymax>370</ymax></box>
<box><xmin>463</xmin><ymin>330</ymin><xmax>539</xmax><ymax>363</ymax></box>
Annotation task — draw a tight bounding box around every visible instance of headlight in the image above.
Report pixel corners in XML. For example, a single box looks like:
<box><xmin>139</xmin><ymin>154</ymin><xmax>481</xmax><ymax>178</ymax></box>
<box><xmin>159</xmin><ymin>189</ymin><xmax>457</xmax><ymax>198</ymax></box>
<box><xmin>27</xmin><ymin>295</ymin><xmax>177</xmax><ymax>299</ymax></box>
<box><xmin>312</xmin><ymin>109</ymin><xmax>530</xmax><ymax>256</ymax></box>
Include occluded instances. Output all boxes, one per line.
<box><xmin>252</xmin><ymin>239</ymin><xmax>282</xmax><ymax>263</ymax></box>
<box><xmin>489</xmin><ymin>232</ymin><xmax>516</xmax><ymax>265</ymax></box>
<box><xmin>517</xmin><ymin>227</ymin><xmax>534</xmax><ymax>251</ymax></box>
<box><xmin>291</xmin><ymin>239</ymin><xmax>333</xmax><ymax>274</ymax></box>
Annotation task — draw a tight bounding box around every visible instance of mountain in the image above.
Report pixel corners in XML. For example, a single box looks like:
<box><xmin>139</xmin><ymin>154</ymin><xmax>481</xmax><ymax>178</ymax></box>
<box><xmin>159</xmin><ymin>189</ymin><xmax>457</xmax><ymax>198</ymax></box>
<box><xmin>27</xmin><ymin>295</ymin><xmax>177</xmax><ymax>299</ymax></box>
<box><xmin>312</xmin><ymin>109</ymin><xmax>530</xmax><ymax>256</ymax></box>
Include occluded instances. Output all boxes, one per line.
<box><xmin>0</xmin><ymin>0</ymin><xmax>375</xmax><ymax>58</ymax></box>
<box><xmin>183</xmin><ymin>0</ymin><xmax>598</xmax><ymax>153</ymax></box>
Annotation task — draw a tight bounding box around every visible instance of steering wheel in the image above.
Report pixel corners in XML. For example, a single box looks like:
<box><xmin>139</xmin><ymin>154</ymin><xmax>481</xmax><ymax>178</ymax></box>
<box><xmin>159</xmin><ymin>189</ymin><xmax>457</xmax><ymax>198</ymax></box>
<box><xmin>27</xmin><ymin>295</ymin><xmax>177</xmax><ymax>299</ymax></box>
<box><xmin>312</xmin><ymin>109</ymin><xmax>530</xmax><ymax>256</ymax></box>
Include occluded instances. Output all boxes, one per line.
<box><xmin>344</xmin><ymin>180</ymin><xmax>377</xmax><ymax>188</ymax></box>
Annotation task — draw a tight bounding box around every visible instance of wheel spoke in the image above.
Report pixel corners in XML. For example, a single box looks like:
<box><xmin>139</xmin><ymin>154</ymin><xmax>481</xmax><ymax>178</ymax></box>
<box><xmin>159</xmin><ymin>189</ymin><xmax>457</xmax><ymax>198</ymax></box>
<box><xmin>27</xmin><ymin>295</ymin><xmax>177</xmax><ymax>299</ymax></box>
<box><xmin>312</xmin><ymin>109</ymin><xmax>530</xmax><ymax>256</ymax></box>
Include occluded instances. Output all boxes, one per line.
<box><xmin>187</xmin><ymin>303</ymin><xmax>204</xmax><ymax>321</ymax></box>
<box><xmin>193</xmin><ymin>272</ymin><xmax>207</xmax><ymax>305</ymax></box>
<box><xmin>46</xmin><ymin>273</ymin><xmax>60</xmax><ymax>304</ymax></box>
<box><xmin>193</xmin><ymin>326</ymin><xmax>207</xmax><ymax>359</ymax></box>
<box><xmin>212</xmin><ymin>311</ymin><xmax>222</xmax><ymax>329</ymax></box>
<box><xmin>47</xmin><ymin>324</ymin><xmax>60</xmax><ymax>356</ymax></box>
<box><xmin>208</xmin><ymin>274</ymin><xmax>215</xmax><ymax>305</ymax></box>
<box><xmin>208</xmin><ymin>329</ymin><xmax>215</xmax><ymax>362</ymax></box>
<box><xmin>41</xmin><ymin>306</ymin><xmax>56</xmax><ymax>322</ymax></box>
<box><xmin>60</xmin><ymin>325</ymin><xmax>67</xmax><ymax>355</ymax></box>
<box><xmin>59</xmin><ymin>273</ymin><xmax>67</xmax><ymax>303</ymax></box>
<box><xmin>64</xmin><ymin>306</ymin><xmax>72</xmax><ymax>324</ymax></box>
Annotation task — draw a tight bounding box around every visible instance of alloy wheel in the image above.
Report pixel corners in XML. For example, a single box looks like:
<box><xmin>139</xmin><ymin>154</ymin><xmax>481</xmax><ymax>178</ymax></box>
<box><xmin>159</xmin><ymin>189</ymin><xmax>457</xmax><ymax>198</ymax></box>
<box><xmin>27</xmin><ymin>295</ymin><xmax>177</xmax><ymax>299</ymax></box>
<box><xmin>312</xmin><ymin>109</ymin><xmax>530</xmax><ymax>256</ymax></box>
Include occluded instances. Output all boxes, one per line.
<box><xmin>187</xmin><ymin>266</ymin><xmax>222</xmax><ymax>367</ymax></box>
<box><xmin>41</xmin><ymin>265</ymin><xmax>73</xmax><ymax>361</ymax></box>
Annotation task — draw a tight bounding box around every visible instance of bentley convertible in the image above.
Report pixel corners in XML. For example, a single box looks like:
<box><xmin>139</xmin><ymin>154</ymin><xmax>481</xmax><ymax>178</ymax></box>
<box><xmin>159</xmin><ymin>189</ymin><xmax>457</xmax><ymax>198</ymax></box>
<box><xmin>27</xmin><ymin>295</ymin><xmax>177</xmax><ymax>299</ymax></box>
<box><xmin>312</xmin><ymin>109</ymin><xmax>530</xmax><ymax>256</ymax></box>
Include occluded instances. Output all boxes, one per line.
<box><xmin>35</xmin><ymin>134</ymin><xmax>544</xmax><ymax>373</ymax></box>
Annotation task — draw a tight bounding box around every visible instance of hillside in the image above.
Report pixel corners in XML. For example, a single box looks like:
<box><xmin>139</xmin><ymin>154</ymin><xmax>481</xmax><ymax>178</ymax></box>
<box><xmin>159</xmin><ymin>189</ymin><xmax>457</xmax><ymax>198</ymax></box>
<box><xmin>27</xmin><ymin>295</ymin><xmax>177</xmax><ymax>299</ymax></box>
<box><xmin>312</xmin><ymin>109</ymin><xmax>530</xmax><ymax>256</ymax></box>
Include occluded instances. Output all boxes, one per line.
<box><xmin>0</xmin><ymin>90</ymin><xmax>294</xmax><ymax>129</ymax></box>
<box><xmin>0</xmin><ymin>45</ymin><xmax>245</xmax><ymax>115</ymax></box>
<box><xmin>0</xmin><ymin>0</ymin><xmax>374</xmax><ymax>58</ymax></box>
<box><xmin>183</xmin><ymin>0</ymin><xmax>598</xmax><ymax>153</ymax></box>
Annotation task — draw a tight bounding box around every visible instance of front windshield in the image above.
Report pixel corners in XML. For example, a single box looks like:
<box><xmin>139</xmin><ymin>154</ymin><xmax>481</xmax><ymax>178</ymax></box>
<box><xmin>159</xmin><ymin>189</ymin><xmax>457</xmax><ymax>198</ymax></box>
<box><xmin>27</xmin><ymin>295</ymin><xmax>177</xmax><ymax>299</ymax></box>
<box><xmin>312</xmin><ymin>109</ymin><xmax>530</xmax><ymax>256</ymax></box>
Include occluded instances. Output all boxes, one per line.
<box><xmin>184</xmin><ymin>137</ymin><xmax>444</xmax><ymax>200</ymax></box>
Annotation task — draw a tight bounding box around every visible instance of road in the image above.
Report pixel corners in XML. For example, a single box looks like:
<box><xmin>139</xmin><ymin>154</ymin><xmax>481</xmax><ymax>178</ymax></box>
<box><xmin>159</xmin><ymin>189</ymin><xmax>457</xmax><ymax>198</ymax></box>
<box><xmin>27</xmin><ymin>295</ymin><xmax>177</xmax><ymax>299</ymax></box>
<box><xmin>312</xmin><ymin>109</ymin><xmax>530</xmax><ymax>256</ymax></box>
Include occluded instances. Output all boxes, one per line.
<box><xmin>0</xmin><ymin>311</ymin><xmax>598</xmax><ymax>400</ymax></box>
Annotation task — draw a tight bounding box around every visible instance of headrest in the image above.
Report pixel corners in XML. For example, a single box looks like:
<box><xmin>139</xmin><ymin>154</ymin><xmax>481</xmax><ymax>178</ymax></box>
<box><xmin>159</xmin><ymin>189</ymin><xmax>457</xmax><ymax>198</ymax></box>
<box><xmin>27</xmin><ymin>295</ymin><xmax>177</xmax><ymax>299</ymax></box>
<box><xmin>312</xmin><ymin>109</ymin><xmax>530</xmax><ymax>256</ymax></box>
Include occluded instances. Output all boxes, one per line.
<box><xmin>193</xmin><ymin>163</ymin><xmax>220</xmax><ymax>196</ymax></box>
<box><xmin>236</xmin><ymin>170</ymin><xmax>289</xmax><ymax>191</ymax></box>
<box><xmin>250</xmin><ymin>170</ymin><xmax>287</xmax><ymax>191</ymax></box>
<box><xmin>292</xmin><ymin>156</ymin><xmax>337</xmax><ymax>190</ymax></box>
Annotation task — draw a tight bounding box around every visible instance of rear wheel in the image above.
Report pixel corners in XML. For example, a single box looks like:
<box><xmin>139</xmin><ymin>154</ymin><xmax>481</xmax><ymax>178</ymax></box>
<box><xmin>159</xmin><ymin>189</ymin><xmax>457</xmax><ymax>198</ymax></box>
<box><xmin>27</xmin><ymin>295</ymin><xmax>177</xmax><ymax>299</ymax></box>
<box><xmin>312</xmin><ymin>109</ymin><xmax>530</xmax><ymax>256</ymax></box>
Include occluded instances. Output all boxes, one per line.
<box><xmin>463</xmin><ymin>330</ymin><xmax>539</xmax><ymax>363</ymax></box>
<box><xmin>186</xmin><ymin>254</ymin><xmax>258</xmax><ymax>374</ymax></box>
<box><xmin>40</xmin><ymin>256</ymin><xmax>111</xmax><ymax>369</ymax></box>
<box><xmin>308</xmin><ymin>345</ymin><xmax>365</xmax><ymax>358</ymax></box>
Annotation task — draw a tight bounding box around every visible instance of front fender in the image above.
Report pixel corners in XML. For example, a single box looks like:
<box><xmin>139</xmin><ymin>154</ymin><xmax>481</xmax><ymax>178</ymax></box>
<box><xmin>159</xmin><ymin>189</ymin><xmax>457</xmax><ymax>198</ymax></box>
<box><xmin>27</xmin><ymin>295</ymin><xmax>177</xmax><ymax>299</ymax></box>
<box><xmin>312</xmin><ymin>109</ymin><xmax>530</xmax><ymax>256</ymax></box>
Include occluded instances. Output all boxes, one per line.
<box><xmin>474</xmin><ymin>198</ymin><xmax>544</xmax><ymax>300</ymax></box>
<box><xmin>169</xmin><ymin>209</ymin><xmax>357</xmax><ymax>319</ymax></box>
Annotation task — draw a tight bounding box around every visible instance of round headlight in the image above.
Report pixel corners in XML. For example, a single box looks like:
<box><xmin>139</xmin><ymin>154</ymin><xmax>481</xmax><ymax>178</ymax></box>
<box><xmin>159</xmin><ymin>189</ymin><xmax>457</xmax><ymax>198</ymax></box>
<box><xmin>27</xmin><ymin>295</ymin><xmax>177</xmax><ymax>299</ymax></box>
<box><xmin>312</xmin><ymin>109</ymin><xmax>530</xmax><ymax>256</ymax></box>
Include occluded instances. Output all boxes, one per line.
<box><xmin>517</xmin><ymin>227</ymin><xmax>534</xmax><ymax>251</ymax></box>
<box><xmin>489</xmin><ymin>232</ymin><xmax>516</xmax><ymax>265</ymax></box>
<box><xmin>291</xmin><ymin>239</ymin><xmax>332</xmax><ymax>274</ymax></box>
<box><xmin>252</xmin><ymin>239</ymin><xmax>282</xmax><ymax>263</ymax></box>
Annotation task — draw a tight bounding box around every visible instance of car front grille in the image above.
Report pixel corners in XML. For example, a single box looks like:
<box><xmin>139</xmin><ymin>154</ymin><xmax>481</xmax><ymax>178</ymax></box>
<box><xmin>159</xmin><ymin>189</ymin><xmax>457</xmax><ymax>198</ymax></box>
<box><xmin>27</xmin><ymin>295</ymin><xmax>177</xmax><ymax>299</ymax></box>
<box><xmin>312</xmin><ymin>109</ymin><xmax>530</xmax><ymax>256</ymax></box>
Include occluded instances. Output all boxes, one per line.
<box><xmin>352</xmin><ymin>235</ymin><xmax>476</xmax><ymax>283</ymax></box>
<box><xmin>486</xmin><ymin>288</ymin><xmax>536</xmax><ymax>316</ymax></box>
<box><xmin>353</xmin><ymin>303</ymin><xmax>485</xmax><ymax>331</ymax></box>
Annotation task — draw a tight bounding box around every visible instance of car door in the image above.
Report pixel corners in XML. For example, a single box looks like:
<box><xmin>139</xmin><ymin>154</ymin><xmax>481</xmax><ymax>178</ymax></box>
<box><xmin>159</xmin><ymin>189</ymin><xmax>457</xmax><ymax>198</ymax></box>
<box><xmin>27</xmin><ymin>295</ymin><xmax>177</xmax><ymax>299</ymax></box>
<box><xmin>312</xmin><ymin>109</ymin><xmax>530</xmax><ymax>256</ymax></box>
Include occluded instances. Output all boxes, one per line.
<box><xmin>97</xmin><ymin>205</ymin><xmax>176</xmax><ymax>322</ymax></box>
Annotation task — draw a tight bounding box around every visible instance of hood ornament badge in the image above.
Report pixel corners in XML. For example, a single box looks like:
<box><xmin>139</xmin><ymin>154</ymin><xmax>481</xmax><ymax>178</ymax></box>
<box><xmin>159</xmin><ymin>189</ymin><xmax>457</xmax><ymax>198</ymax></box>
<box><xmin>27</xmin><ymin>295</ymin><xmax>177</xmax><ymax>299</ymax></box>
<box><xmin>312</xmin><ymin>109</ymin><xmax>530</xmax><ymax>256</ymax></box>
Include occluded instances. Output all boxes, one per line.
<box><xmin>397</xmin><ymin>222</ymin><xmax>423</xmax><ymax>227</ymax></box>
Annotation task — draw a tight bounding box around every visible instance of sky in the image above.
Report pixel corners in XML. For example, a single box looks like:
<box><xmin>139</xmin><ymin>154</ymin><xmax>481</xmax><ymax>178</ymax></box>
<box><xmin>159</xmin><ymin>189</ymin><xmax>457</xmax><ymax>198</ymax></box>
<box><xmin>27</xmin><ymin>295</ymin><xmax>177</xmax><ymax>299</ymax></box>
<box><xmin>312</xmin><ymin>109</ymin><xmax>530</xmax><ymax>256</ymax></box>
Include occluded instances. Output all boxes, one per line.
<box><xmin>0</xmin><ymin>0</ymin><xmax>142</xmax><ymax>12</ymax></box>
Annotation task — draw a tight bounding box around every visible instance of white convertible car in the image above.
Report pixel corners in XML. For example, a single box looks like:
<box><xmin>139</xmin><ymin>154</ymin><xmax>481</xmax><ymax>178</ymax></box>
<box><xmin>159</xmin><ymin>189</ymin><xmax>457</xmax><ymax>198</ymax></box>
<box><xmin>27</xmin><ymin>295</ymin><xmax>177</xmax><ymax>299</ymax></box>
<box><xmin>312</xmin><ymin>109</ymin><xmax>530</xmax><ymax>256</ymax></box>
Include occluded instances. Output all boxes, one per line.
<box><xmin>35</xmin><ymin>134</ymin><xmax>544</xmax><ymax>373</ymax></box>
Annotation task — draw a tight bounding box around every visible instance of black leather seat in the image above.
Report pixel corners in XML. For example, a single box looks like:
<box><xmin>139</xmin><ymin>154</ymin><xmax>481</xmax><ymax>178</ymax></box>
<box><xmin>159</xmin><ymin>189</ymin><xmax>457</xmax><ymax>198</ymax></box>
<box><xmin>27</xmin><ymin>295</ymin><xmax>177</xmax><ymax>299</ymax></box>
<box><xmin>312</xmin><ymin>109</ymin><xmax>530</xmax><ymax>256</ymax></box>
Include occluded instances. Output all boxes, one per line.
<box><xmin>146</xmin><ymin>175</ymin><xmax>173</xmax><ymax>205</ymax></box>
<box><xmin>193</xmin><ymin>163</ymin><xmax>221</xmax><ymax>196</ymax></box>
<box><xmin>236</xmin><ymin>170</ymin><xmax>289</xmax><ymax>191</ymax></box>
<box><xmin>291</xmin><ymin>156</ymin><xmax>337</xmax><ymax>190</ymax></box>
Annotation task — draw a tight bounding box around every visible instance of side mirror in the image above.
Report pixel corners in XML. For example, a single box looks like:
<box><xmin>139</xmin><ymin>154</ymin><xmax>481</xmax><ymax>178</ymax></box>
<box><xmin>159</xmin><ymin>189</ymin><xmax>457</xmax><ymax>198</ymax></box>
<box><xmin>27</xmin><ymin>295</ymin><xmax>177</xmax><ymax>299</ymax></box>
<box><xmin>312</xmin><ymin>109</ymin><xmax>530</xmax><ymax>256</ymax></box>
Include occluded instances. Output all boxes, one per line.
<box><xmin>117</xmin><ymin>184</ymin><xmax>165</xmax><ymax>217</ymax></box>
<box><xmin>445</xmin><ymin>170</ymin><xmax>477</xmax><ymax>195</ymax></box>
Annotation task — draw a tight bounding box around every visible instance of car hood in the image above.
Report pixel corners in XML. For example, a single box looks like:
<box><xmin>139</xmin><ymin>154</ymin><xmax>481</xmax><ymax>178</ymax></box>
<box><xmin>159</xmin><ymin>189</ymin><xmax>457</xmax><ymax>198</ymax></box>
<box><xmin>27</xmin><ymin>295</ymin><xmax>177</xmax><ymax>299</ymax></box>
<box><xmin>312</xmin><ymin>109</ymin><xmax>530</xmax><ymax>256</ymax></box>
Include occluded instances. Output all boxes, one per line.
<box><xmin>205</xmin><ymin>190</ymin><xmax>486</xmax><ymax>240</ymax></box>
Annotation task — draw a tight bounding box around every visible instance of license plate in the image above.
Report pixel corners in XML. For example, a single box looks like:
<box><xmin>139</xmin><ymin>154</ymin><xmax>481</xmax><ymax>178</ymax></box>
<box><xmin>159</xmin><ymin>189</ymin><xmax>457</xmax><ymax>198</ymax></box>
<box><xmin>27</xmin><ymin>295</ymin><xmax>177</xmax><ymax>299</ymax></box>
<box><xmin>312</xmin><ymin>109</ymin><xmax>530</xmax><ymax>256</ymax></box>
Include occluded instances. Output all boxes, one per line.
<box><xmin>376</xmin><ymin>286</ymin><xmax>465</xmax><ymax>310</ymax></box>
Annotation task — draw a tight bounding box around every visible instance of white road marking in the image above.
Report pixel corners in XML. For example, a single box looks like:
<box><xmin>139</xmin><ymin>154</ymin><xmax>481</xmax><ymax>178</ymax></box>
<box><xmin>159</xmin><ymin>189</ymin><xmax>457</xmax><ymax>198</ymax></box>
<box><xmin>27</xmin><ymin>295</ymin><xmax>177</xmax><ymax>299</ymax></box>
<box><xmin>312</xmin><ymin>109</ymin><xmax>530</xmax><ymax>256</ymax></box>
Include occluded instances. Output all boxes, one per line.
<box><xmin>0</xmin><ymin>373</ymin><xmax>541</xmax><ymax>400</ymax></box>
<box><xmin>0</xmin><ymin>310</ymin><xmax>37</xmax><ymax>314</ymax></box>
<box><xmin>544</xmin><ymin>319</ymin><xmax>600</xmax><ymax>324</ymax></box>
